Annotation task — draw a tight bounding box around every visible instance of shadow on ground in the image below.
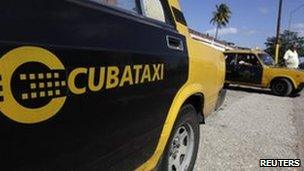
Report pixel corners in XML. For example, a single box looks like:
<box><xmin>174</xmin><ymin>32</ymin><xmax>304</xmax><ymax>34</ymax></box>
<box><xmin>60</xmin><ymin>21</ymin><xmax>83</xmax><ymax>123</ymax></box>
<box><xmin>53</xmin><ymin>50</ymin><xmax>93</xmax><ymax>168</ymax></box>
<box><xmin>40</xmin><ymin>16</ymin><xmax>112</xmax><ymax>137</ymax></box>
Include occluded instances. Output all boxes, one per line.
<box><xmin>226</xmin><ymin>86</ymin><xmax>301</xmax><ymax>98</ymax></box>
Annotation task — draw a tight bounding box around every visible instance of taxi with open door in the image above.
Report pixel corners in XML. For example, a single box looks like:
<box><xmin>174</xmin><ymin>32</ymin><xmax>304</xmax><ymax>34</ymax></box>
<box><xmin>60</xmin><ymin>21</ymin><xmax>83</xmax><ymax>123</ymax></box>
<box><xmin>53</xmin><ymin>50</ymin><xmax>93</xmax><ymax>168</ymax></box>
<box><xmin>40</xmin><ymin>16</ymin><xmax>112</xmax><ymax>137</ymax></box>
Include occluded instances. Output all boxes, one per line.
<box><xmin>225</xmin><ymin>49</ymin><xmax>304</xmax><ymax>96</ymax></box>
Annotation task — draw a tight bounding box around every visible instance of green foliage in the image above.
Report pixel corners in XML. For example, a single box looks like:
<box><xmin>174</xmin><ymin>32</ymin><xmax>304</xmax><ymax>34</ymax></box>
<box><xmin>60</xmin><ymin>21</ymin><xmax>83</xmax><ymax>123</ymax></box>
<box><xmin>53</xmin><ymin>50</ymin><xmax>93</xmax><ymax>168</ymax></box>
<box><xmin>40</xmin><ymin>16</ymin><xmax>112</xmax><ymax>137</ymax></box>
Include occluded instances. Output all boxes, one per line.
<box><xmin>265</xmin><ymin>30</ymin><xmax>304</xmax><ymax>63</ymax></box>
<box><xmin>210</xmin><ymin>3</ymin><xmax>232</xmax><ymax>39</ymax></box>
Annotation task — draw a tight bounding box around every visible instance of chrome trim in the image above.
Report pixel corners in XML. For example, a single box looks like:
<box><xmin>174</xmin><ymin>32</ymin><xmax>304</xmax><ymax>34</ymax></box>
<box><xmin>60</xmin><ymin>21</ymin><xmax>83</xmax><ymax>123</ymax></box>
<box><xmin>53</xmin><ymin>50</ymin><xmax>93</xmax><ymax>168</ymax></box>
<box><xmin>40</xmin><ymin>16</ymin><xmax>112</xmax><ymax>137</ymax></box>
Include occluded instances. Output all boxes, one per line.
<box><xmin>166</xmin><ymin>35</ymin><xmax>184</xmax><ymax>51</ymax></box>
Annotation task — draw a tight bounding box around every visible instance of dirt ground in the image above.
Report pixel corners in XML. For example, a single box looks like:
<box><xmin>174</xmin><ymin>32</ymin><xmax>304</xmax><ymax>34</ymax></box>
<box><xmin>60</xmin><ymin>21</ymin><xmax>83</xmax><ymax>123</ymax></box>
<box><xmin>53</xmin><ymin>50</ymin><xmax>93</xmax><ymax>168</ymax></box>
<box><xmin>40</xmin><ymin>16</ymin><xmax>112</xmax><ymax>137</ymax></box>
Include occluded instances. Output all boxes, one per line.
<box><xmin>195</xmin><ymin>86</ymin><xmax>304</xmax><ymax>171</ymax></box>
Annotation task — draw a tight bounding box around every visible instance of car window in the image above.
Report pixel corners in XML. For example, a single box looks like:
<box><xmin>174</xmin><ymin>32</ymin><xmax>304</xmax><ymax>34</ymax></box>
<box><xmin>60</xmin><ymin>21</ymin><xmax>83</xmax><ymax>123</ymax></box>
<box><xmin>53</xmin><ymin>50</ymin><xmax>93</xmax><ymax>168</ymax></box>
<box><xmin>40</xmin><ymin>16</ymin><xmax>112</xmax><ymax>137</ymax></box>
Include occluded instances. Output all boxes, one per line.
<box><xmin>237</xmin><ymin>54</ymin><xmax>261</xmax><ymax>66</ymax></box>
<box><xmin>141</xmin><ymin>0</ymin><xmax>166</xmax><ymax>23</ymax></box>
<box><xmin>89</xmin><ymin>0</ymin><xmax>139</xmax><ymax>13</ymax></box>
<box><xmin>258</xmin><ymin>53</ymin><xmax>275</xmax><ymax>66</ymax></box>
<box><xmin>225</xmin><ymin>53</ymin><xmax>236</xmax><ymax>65</ymax></box>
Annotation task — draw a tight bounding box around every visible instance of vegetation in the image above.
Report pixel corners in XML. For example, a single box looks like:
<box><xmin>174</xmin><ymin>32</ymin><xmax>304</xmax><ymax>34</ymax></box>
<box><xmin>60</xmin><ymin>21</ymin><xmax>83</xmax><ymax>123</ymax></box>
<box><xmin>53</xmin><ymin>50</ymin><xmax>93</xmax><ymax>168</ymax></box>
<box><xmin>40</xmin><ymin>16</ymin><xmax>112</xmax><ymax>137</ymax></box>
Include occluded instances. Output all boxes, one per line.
<box><xmin>265</xmin><ymin>30</ymin><xmax>304</xmax><ymax>63</ymax></box>
<box><xmin>210</xmin><ymin>3</ymin><xmax>232</xmax><ymax>40</ymax></box>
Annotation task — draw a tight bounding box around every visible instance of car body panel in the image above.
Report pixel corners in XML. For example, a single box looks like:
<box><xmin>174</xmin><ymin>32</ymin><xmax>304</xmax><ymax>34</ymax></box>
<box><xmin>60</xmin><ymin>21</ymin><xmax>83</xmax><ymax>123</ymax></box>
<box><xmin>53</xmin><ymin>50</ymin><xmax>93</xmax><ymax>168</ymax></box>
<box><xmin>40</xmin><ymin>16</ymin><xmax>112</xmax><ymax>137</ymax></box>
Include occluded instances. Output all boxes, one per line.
<box><xmin>0</xmin><ymin>0</ymin><xmax>189</xmax><ymax>169</ymax></box>
<box><xmin>138</xmin><ymin>1</ymin><xmax>225</xmax><ymax>170</ymax></box>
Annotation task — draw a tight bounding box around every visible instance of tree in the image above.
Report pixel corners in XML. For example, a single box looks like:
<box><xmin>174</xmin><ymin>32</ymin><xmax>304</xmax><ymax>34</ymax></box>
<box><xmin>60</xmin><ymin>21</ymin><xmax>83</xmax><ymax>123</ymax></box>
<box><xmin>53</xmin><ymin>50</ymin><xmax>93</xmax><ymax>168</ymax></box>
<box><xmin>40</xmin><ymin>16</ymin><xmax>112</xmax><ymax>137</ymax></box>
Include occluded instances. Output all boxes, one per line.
<box><xmin>265</xmin><ymin>30</ymin><xmax>304</xmax><ymax>64</ymax></box>
<box><xmin>210</xmin><ymin>3</ymin><xmax>232</xmax><ymax>40</ymax></box>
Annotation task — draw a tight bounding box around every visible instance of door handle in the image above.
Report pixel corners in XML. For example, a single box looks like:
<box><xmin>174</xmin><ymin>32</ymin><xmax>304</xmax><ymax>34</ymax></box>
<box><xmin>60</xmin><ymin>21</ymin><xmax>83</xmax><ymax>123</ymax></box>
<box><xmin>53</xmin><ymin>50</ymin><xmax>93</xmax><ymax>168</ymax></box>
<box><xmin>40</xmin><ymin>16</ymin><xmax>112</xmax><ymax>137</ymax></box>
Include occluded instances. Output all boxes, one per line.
<box><xmin>166</xmin><ymin>35</ymin><xmax>184</xmax><ymax>51</ymax></box>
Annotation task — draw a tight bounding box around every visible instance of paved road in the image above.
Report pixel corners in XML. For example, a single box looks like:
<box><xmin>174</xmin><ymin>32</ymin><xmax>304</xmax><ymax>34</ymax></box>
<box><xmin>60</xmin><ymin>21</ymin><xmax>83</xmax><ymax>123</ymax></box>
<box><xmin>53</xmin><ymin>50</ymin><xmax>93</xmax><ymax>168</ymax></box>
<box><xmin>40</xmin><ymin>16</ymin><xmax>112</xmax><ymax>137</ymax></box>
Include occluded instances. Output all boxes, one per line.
<box><xmin>195</xmin><ymin>86</ymin><xmax>304</xmax><ymax>171</ymax></box>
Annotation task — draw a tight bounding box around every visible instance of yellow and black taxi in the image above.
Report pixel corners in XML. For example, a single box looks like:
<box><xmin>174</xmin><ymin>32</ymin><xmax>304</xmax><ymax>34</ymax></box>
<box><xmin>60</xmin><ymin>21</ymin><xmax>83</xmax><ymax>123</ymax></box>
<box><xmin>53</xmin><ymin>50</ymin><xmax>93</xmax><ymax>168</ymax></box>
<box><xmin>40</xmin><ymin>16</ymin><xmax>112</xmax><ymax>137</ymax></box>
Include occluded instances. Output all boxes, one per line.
<box><xmin>225</xmin><ymin>49</ymin><xmax>304</xmax><ymax>96</ymax></box>
<box><xmin>0</xmin><ymin>0</ymin><xmax>225</xmax><ymax>170</ymax></box>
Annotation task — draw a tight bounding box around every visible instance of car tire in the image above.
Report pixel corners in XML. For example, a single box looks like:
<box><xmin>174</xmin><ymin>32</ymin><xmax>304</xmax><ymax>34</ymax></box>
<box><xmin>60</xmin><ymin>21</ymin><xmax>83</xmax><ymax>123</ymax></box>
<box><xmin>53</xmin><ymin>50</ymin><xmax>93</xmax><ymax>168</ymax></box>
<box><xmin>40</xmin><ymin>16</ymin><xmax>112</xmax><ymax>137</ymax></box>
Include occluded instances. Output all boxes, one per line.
<box><xmin>159</xmin><ymin>104</ymin><xmax>200</xmax><ymax>171</ymax></box>
<box><xmin>271</xmin><ymin>78</ymin><xmax>293</xmax><ymax>96</ymax></box>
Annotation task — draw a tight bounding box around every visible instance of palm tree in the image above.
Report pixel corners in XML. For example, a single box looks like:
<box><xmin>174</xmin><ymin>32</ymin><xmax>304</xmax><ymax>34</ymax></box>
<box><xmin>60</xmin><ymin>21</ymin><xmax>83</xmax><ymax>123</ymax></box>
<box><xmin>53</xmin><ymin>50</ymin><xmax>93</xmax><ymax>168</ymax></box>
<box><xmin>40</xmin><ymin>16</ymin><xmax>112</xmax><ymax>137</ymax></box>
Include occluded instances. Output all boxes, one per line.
<box><xmin>210</xmin><ymin>3</ymin><xmax>232</xmax><ymax>40</ymax></box>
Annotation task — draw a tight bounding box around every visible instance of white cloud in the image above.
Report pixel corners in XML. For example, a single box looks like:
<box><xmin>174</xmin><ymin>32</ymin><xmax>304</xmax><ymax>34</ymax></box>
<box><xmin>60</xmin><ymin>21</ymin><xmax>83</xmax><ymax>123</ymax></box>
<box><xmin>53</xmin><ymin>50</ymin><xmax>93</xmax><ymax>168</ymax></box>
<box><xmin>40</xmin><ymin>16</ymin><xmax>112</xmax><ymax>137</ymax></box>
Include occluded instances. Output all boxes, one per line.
<box><xmin>205</xmin><ymin>27</ymin><xmax>238</xmax><ymax>36</ymax></box>
<box><xmin>293</xmin><ymin>23</ymin><xmax>304</xmax><ymax>28</ymax></box>
<box><xmin>292</xmin><ymin>23</ymin><xmax>304</xmax><ymax>36</ymax></box>
<box><xmin>244</xmin><ymin>30</ymin><xmax>257</xmax><ymax>35</ymax></box>
<box><xmin>259</xmin><ymin>7</ymin><xmax>269</xmax><ymax>15</ymax></box>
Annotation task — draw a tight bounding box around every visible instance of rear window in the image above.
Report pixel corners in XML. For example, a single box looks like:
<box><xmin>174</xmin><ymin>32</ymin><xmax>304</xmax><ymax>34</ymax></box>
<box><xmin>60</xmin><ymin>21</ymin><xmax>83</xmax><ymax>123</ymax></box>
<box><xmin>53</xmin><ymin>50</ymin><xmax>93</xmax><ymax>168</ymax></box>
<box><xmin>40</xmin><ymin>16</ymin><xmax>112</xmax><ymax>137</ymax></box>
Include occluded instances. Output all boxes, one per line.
<box><xmin>88</xmin><ymin>0</ymin><xmax>173</xmax><ymax>26</ymax></box>
<box><xmin>89</xmin><ymin>0</ymin><xmax>139</xmax><ymax>13</ymax></box>
<box><xmin>141</xmin><ymin>0</ymin><xmax>166</xmax><ymax>23</ymax></box>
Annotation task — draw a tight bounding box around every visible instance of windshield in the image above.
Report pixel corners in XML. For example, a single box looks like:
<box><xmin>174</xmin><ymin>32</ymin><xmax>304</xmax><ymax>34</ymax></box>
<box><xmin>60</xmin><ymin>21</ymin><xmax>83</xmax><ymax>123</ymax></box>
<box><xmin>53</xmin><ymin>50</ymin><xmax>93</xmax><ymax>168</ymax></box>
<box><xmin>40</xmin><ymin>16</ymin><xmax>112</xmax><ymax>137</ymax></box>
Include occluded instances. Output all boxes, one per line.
<box><xmin>258</xmin><ymin>53</ymin><xmax>275</xmax><ymax>66</ymax></box>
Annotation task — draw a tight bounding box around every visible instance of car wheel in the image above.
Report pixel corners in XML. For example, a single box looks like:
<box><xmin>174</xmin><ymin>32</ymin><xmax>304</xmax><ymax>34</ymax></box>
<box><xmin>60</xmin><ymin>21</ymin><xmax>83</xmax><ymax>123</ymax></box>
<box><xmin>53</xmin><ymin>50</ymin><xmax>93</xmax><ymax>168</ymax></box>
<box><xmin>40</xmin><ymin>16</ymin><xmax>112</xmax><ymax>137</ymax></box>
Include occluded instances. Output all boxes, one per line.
<box><xmin>160</xmin><ymin>104</ymin><xmax>200</xmax><ymax>171</ymax></box>
<box><xmin>271</xmin><ymin>78</ymin><xmax>293</xmax><ymax>96</ymax></box>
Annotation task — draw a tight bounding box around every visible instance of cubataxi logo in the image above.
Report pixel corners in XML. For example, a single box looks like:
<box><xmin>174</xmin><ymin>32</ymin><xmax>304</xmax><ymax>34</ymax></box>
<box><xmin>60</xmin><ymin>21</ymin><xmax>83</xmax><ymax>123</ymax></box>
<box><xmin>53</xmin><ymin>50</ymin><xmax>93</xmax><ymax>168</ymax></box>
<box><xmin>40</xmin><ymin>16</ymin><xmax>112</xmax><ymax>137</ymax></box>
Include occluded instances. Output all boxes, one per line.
<box><xmin>0</xmin><ymin>46</ymin><xmax>164</xmax><ymax>124</ymax></box>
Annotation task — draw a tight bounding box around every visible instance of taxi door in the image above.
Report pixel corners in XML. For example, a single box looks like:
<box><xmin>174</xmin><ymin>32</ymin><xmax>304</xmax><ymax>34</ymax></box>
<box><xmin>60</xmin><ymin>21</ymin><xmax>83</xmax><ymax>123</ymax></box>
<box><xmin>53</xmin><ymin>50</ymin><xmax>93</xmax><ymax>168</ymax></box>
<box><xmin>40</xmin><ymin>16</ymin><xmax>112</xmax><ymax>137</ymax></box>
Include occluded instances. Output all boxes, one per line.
<box><xmin>0</xmin><ymin>0</ymin><xmax>188</xmax><ymax>170</ymax></box>
<box><xmin>235</xmin><ymin>54</ymin><xmax>263</xmax><ymax>85</ymax></box>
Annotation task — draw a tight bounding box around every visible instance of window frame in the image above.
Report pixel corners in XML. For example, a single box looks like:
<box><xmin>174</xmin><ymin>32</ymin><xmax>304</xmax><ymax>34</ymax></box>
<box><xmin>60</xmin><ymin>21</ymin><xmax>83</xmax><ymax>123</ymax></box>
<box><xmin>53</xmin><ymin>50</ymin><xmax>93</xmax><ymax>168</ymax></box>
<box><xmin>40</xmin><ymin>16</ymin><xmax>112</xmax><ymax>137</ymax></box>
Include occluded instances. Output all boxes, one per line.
<box><xmin>139</xmin><ymin>0</ymin><xmax>175</xmax><ymax>27</ymax></box>
<box><xmin>68</xmin><ymin>0</ymin><xmax>177</xmax><ymax>31</ymax></box>
<box><xmin>87</xmin><ymin>0</ymin><xmax>140</xmax><ymax>14</ymax></box>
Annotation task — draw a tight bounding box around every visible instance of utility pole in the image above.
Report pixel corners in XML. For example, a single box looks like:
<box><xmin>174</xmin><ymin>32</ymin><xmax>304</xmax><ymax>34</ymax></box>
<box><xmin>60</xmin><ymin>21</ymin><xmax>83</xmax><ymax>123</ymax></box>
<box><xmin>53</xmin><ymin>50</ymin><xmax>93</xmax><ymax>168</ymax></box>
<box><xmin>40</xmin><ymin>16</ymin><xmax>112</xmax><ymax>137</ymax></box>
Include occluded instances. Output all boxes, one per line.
<box><xmin>275</xmin><ymin>0</ymin><xmax>283</xmax><ymax>65</ymax></box>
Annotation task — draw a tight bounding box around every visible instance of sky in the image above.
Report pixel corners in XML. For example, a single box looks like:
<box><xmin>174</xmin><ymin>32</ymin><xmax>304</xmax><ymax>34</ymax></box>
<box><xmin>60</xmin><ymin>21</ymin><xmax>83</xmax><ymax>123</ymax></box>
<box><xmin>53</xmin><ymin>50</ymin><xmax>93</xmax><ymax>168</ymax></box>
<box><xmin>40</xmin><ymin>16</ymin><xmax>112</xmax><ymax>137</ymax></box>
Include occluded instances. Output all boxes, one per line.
<box><xmin>180</xmin><ymin>0</ymin><xmax>304</xmax><ymax>49</ymax></box>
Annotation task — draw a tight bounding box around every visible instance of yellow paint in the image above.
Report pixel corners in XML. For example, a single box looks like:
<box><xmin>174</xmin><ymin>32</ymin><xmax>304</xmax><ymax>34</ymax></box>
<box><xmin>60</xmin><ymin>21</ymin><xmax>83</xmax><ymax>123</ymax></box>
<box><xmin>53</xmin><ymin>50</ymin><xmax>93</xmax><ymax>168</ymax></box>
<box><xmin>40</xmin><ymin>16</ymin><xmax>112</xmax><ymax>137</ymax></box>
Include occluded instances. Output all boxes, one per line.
<box><xmin>119</xmin><ymin>65</ymin><xmax>134</xmax><ymax>87</ymax></box>
<box><xmin>48</xmin><ymin>90</ymin><xmax>54</xmax><ymax>96</ymax></box>
<box><xmin>275</xmin><ymin>44</ymin><xmax>280</xmax><ymax>64</ymax></box>
<box><xmin>40</xmin><ymin>91</ymin><xmax>46</xmax><ymax>97</ymax></box>
<box><xmin>0</xmin><ymin>46</ymin><xmax>66</xmax><ymax>124</ymax></box>
<box><xmin>68</xmin><ymin>64</ymin><xmax>164</xmax><ymax>94</ymax></box>
<box><xmin>47</xmin><ymin>82</ymin><xmax>53</xmax><ymax>88</ymax></box>
<box><xmin>38</xmin><ymin>73</ymin><xmax>44</xmax><ymax>79</ymax></box>
<box><xmin>152</xmin><ymin>64</ymin><xmax>161</xmax><ymax>81</ymax></box>
<box><xmin>20</xmin><ymin>74</ymin><xmax>27</xmax><ymax>80</ymax></box>
<box><xmin>31</xmin><ymin>92</ymin><xmax>37</xmax><ymax>99</ymax></box>
<box><xmin>55</xmin><ymin>81</ymin><xmax>60</xmax><ymax>87</ymax></box>
<box><xmin>46</xmin><ymin>73</ymin><xmax>52</xmax><ymax>79</ymax></box>
<box><xmin>140</xmin><ymin>65</ymin><xmax>151</xmax><ymax>83</ymax></box>
<box><xmin>29</xmin><ymin>74</ymin><xmax>36</xmax><ymax>80</ymax></box>
<box><xmin>106</xmin><ymin>66</ymin><xmax>120</xmax><ymax>89</ymax></box>
<box><xmin>30</xmin><ymin>83</ymin><xmax>37</xmax><ymax>89</ymax></box>
<box><xmin>55</xmin><ymin>90</ymin><xmax>61</xmax><ymax>95</ymax></box>
<box><xmin>88</xmin><ymin>67</ymin><xmax>106</xmax><ymax>91</ymax></box>
<box><xmin>160</xmin><ymin>64</ymin><xmax>164</xmax><ymax>80</ymax></box>
<box><xmin>262</xmin><ymin>66</ymin><xmax>304</xmax><ymax>89</ymax></box>
<box><xmin>39</xmin><ymin>82</ymin><xmax>45</xmax><ymax>88</ymax></box>
<box><xmin>22</xmin><ymin>93</ymin><xmax>29</xmax><ymax>100</ymax></box>
<box><xmin>54</xmin><ymin>73</ymin><xmax>59</xmax><ymax>78</ymax></box>
<box><xmin>0</xmin><ymin>47</ymin><xmax>166</xmax><ymax>125</ymax></box>
<box><xmin>68</xmin><ymin>68</ymin><xmax>88</xmax><ymax>95</ymax></box>
<box><xmin>137</xmin><ymin>0</ymin><xmax>225</xmax><ymax>170</ymax></box>
<box><xmin>133</xmin><ymin>65</ymin><xmax>143</xmax><ymax>84</ymax></box>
